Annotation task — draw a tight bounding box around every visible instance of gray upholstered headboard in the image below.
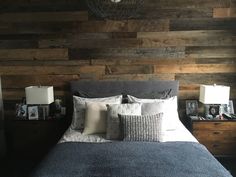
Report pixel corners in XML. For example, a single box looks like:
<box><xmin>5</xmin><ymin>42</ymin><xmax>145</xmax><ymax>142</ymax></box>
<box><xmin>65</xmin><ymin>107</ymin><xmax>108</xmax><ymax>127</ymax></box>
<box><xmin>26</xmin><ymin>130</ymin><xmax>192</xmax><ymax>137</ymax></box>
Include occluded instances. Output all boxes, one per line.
<box><xmin>67</xmin><ymin>80</ymin><xmax>179</xmax><ymax>119</ymax></box>
<box><xmin>70</xmin><ymin>80</ymin><xmax>179</xmax><ymax>99</ymax></box>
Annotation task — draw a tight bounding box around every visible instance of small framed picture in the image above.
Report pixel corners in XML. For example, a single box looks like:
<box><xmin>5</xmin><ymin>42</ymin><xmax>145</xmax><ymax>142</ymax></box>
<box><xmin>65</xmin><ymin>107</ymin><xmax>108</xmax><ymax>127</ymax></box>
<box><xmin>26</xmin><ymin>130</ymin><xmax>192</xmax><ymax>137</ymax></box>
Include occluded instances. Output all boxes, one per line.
<box><xmin>186</xmin><ymin>100</ymin><xmax>198</xmax><ymax>116</ymax></box>
<box><xmin>28</xmin><ymin>106</ymin><xmax>39</xmax><ymax>120</ymax></box>
<box><xmin>16</xmin><ymin>103</ymin><xmax>27</xmax><ymax>119</ymax></box>
<box><xmin>228</xmin><ymin>100</ymin><xmax>234</xmax><ymax>114</ymax></box>
<box><xmin>220</xmin><ymin>100</ymin><xmax>234</xmax><ymax>115</ymax></box>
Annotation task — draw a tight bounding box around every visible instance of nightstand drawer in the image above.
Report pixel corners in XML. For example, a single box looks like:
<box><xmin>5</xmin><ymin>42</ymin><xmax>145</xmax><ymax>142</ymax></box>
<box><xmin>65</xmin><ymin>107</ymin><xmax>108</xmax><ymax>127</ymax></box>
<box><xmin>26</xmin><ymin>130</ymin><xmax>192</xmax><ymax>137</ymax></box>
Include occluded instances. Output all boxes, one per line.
<box><xmin>189</xmin><ymin>118</ymin><xmax>236</xmax><ymax>157</ymax></box>
<box><xmin>193</xmin><ymin>130</ymin><xmax>236</xmax><ymax>142</ymax></box>
<box><xmin>192</xmin><ymin>122</ymin><xmax>236</xmax><ymax>131</ymax></box>
<box><xmin>202</xmin><ymin>142</ymin><xmax>236</xmax><ymax>156</ymax></box>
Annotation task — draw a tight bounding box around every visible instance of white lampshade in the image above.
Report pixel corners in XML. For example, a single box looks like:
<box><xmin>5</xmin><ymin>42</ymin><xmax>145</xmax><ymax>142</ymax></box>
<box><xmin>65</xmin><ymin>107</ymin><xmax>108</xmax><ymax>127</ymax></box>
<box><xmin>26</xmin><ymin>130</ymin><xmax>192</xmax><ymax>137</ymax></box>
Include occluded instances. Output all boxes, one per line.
<box><xmin>199</xmin><ymin>84</ymin><xmax>230</xmax><ymax>104</ymax></box>
<box><xmin>25</xmin><ymin>86</ymin><xmax>54</xmax><ymax>105</ymax></box>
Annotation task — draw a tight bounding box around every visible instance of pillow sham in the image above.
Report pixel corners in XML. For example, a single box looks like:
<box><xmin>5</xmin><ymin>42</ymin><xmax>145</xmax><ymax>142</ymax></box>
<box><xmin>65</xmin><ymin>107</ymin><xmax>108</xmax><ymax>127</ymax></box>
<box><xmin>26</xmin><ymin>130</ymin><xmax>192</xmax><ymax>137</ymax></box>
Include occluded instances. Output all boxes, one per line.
<box><xmin>106</xmin><ymin>103</ymin><xmax>141</xmax><ymax>140</ymax></box>
<box><xmin>127</xmin><ymin>95</ymin><xmax>179</xmax><ymax>130</ymax></box>
<box><xmin>71</xmin><ymin>95</ymin><xmax>122</xmax><ymax>130</ymax></box>
<box><xmin>119</xmin><ymin>113</ymin><xmax>163</xmax><ymax>142</ymax></box>
<box><xmin>83</xmin><ymin>102</ymin><xmax>107</xmax><ymax>135</ymax></box>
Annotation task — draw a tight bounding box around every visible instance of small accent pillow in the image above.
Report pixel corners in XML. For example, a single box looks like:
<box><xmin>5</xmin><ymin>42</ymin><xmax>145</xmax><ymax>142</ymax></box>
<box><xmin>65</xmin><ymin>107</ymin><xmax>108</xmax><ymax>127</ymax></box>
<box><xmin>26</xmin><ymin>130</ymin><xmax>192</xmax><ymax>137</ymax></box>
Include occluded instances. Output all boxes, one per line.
<box><xmin>71</xmin><ymin>95</ymin><xmax>122</xmax><ymax>130</ymax></box>
<box><xmin>127</xmin><ymin>95</ymin><xmax>179</xmax><ymax>130</ymax></box>
<box><xmin>106</xmin><ymin>103</ymin><xmax>141</xmax><ymax>140</ymax></box>
<box><xmin>141</xmin><ymin>102</ymin><xmax>165</xmax><ymax>115</ymax></box>
<box><xmin>119</xmin><ymin>113</ymin><xmax>163</xmax><ymax>142</ymax></box>
<box><xmin>83</xmin><ymin>102</ymin><xmax>107</xmax><ymax>135</ymax></box>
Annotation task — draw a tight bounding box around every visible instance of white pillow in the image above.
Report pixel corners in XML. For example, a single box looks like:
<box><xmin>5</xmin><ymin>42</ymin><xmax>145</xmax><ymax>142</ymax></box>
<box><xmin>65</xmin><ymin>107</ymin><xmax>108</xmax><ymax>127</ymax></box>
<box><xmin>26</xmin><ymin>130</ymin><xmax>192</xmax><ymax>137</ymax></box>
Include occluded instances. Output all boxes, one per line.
<box><xmin>127</xmin><ymin>95</ymin><xmax>179</xmax><ymax>130</ymax></box>
<box><xmin>83</xmin><ymin>102</ymin><xmax>107</xmax><ymax>135</ymax></box>
<box><xmin>106</xmin><ymin>103</ymin><xmax>142</xmax><ymax>140</ymax></box>
<box><xmin>71</xmin><ymin>95</ymin><xmax>122</xmax><ymax>130</ymax></box>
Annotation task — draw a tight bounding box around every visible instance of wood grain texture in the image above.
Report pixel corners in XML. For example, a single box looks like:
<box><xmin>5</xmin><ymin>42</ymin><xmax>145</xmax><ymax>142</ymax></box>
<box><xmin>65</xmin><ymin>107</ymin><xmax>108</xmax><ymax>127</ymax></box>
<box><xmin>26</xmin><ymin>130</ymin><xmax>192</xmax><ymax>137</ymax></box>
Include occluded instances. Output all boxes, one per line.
<box><xmin>0</xmin><ymin>0</ymin><xmax>236</xmax><ymax>119</ymax></box>
<box><xmin>0</xmin><ymin>48</ymin><xmax>68</xmax><ymax>60</ymax></box>
<box><xmin>0</xmin><ymin>11</ymin><xmax>88</xmax><ymax>22</ymax></box>
<box><xmin>186</xmin><ymin>47</ymin><xmax>236</xmax><ymax>58</ymax></box>
<box><xmin>70</xmin><ymin>48</ymin><xmax>185</xmax><ymax>59</ymax></box>
<box><xmin>1</xmin><ymin>75</ymin><xmax>80</xmax><ymax>89</ymax></box>
<box><xmin>0</xmin><ymin>66</ymin><xmax>105</xmax><ymax>75</ymax></box>
<box><xmin>213</xmin><ymin>8</ymin><xmax>236</xmax><ymax>18</ymax></box>
<box><xmin>155</xmin><ymin>64</ymin><xmax>236</xmax><ymax>74</ymax></box>
<box><xmin>170</xmin><ymin>18</ymin><xmax>236</xmax><ymax>31</ymax></box>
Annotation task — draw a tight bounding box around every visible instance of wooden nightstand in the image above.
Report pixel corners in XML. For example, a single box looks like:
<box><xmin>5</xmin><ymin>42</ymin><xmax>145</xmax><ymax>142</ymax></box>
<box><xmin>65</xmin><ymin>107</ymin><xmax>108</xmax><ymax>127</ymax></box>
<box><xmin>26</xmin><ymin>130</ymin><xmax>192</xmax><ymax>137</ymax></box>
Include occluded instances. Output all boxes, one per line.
<box><xmin>189</xmin><ymin>117</ymin><xmax>236</xmax><ymax>157</ymax></box>
<box><xmin>5</xmin><ymin>118</ymin><xmax>69</xmax><ymax>160</ymax></box>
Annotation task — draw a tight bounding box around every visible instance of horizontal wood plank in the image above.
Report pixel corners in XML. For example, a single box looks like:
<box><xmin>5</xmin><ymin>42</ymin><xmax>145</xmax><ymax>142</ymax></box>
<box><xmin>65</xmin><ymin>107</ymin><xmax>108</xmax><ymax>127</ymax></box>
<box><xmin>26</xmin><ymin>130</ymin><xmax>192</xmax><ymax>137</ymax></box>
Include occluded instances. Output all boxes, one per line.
<box><xmin>155</xmin><ymin>64</ymin><xmax>236</xmax><ymax>73</ymax></box>
<box><xmin>213</xmin><ymin>8</ymin><xmax>236</xmax><ymax>18</ymax></box>
<box><xmin>105</xmin><ymin>65</ymin><xmax>154</xmax><ymax>75</ymax></box>
<box><xmin>70</xmin><ymin>48</ymin><xmax>185</xmax><ymax>59</ymax></box>
<box><xmin>186</xmin><ymin>47</ymin><xmax>236</xmax><ymax>58</ymax></box>
<box><xmin>176</xmin><ymin>73</ymin><xmax>236</xmax><ymax>87</ymax></box>
<box><xmin>0</xmin><ymin>66</ymin><xmax>105</xmax><ymax>75</ymax></box>
<box><xmin>0</xmin><ymin>11</ymin><xmax>88</xmax><ymax>22</ymax></box>
<box><xmin>170</xmin><ymin>18</ymin><xmax>236</xmax><ymax>31</ymax></box>
<box><xmin>0</xmin><ymin>49</ymin><xmax>69</xmax><ymax>60</ymax></box>
<box><xmin>138</xmin><ymin>30</ymin><xmax>236</xmax><ymax>47</ymax></box>
<box><xmin>1</xmin><ymin>75</ymin><xmax>80</xmax><ymax>89</ymax></box>
<box><xmin>140</xmin><ymin>8</ymin><xmax>212</xmax><ymax>18</ymax></box>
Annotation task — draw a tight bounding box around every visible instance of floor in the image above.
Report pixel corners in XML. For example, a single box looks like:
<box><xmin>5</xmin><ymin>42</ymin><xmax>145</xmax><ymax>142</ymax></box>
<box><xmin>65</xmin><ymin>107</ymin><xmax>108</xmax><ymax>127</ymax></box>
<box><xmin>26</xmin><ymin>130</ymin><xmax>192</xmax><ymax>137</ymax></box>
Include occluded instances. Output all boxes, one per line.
<box><xmin>0</xmin><ymin>156</ymin><xmax>235</xmax><ymax>177</ymax></box>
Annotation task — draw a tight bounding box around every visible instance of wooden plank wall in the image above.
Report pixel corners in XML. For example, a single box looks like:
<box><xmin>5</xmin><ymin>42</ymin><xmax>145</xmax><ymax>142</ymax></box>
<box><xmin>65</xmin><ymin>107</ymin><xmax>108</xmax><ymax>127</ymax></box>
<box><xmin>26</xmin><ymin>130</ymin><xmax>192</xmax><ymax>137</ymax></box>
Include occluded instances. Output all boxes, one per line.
<box><xmin>0</xmin><ymin>0</ymin><xmax>236</xmax><ymax>120</ymax></box>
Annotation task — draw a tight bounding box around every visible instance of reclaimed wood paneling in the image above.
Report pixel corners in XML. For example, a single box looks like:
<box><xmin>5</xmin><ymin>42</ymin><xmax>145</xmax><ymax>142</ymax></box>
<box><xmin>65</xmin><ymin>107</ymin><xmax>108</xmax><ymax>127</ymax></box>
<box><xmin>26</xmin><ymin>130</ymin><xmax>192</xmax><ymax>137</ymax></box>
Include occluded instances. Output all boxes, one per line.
<box><xmin>0</xmin><ymin>48</ymin><xmax>69</xmax><ymax>60</ymax></box>
<box><xmin>186</xmin><ymin>47</ymin><xmax>236</xmax><ymax>58</ymax></box>
<box><xmin>213</xmin><ymin>8</ymin><xmax>236</xmax><ymax>18</ymax></box>
<box><xmin>1</xmin><ymin>75</ymin><xmax>80</xmax><ymax>89</ymax></box>
<box><xmin>0</xmin><ymin>11</ymin><xmax>88</xmax><ymax>22</ymax></box>
<box><xmin>155</xmin><ymin>64</ymin><xmax>236</xmax><ymax>74</ymax></box>
<box><xmin>0</xmin><ymin>66</ymin><xmax>105</xmax><ymax>75</ymax></box>
<box><xmin>0</xmin><ymin>0</ymin><xmax>236</xmax><ymax>118</ymax></box>
<box><xmin>70</xmin><ymin>48</ymin><xmax>185</xmax><ymax>59</ymax></box>
<box><xmin>170</xmin><ymin>18</ymin><xmax>236</xmax><ymax>31</ymax></box>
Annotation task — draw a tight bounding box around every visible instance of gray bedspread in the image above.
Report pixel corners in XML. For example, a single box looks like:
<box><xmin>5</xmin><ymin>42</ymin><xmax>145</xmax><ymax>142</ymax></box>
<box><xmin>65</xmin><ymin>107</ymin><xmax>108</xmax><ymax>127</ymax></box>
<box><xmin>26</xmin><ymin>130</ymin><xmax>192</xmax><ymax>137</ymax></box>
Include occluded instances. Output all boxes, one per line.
<box><xmin>31</xmin><ymin>142</ymin><xmax>232</xmax><ymax>177</ymax></box>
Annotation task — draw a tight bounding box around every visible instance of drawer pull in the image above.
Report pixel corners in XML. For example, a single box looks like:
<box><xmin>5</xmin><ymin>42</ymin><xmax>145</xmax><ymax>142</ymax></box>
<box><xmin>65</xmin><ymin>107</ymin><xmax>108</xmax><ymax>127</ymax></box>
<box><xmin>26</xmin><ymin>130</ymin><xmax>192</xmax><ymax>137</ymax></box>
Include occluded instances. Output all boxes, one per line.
<box><xmin>214</xmin><ymin>123</ymin><xmax>221</xmax><ymax>126</ymax></box>
<box><xmin>213</xmin><ymin>132</ymin><xmax>220</xmax><ymax>135</ymax></box>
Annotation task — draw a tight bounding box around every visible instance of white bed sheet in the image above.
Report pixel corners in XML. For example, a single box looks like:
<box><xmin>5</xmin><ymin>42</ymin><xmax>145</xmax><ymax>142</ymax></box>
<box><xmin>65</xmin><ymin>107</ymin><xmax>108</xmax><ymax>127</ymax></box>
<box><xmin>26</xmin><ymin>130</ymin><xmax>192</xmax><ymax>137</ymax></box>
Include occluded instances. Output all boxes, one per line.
<box><xmin>59</xmin><ymin>120</ymin><xmax>198</xmax><ymax>143</ymax></box>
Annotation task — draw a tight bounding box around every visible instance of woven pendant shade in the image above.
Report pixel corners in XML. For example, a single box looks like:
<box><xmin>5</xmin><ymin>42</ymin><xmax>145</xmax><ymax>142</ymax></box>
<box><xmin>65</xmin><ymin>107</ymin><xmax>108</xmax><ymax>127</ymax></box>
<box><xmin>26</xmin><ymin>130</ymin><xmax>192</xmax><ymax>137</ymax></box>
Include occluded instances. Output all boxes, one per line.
<box><xmin>86</xmin><ymin>0</ymin><xmax>144</xmax><ymax>19</ymax></box>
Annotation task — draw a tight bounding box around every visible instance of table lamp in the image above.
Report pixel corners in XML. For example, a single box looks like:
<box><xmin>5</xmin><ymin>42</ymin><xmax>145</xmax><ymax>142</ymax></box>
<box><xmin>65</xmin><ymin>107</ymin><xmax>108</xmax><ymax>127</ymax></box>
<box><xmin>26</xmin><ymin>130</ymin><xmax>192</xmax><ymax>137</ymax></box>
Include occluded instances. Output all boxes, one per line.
<box><xmin>199</xmin><ymin>84</ymin><xmax>230</xmax><ymax>119</ymax></box>
<box><xmin>25</xmin><ymin>86</ymin><xmax>54</xmax><ymax>119</ymax></box>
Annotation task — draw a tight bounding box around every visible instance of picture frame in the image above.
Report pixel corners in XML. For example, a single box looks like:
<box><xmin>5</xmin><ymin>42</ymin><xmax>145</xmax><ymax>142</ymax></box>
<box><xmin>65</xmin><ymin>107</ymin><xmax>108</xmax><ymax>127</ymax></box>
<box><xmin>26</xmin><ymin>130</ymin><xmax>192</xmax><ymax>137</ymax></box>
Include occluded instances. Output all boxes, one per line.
<box><xmin>186</xmin><ymin>100</ymin><xmax>198</xmax><ymax>116</ymax></box>
<box><xmin>228</xmin><ymin>100</ymin><xmax>234</xmax><ymax>114</ymax></box>
<box><xmin>16</xmin><ymin>103</ymin><xmax>27</xmax><ymax>119</ymax></box>
<box><xmin>28</xmin><ymin>106</ymin><xmax>39</xmax><ymax>120</ymax></box>
<box><xmin>220</xmin><ymin>100</ymin><xmax>234</xmax><ymax>115</ymax></box>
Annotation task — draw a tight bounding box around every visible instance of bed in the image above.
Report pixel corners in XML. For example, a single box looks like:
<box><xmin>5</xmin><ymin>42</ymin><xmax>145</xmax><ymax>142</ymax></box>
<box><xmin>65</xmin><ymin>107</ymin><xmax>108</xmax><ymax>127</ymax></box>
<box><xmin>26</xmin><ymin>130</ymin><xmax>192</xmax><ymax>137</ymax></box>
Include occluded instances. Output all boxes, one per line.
<box><xmin>31</xmin><ymin>81</ymin><xmax>232</xmax><ymax>177</ymax></box>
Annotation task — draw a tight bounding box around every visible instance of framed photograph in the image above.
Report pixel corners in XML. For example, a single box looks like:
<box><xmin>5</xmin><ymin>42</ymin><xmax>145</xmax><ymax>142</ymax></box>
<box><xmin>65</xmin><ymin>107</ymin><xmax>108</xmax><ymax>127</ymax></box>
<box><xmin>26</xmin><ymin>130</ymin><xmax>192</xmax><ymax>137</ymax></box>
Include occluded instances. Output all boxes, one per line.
<box><xmin>16</xmin><ymin>103</ymin><xmax>27</xmax><ymax>119</ymax></box>
<box><xmin>186</xmin><ymin>100</ymin><xmax>198</xmax><ymax>116</ymax></box>
<box><xmin>28</xmin><ymin>106</ymin><xmax>39</xmax><ymax>120</ymax></box>
<box><xmin>228</xmin><ymin>100</ymin><xmax>234</xmax><ymax>114</ymax></box>
<box><xmin>220</xmin><ymin>100</ymin><xmax>234</xmax><ymax>115</ymax></box>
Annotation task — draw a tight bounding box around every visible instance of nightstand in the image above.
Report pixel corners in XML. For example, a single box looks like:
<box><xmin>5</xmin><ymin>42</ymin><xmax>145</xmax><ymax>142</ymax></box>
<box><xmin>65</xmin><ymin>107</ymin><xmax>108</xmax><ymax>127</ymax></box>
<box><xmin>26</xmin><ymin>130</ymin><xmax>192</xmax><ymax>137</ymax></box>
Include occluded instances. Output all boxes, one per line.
<box><xmin>5</xmin><ymin>118</ymin><xmax>69</xmax><ymax>160</ymax></box>
<box><xmin>189</xmin><ymin>117</ymin><xmax>236</xmax><ymax>157</ymax></box>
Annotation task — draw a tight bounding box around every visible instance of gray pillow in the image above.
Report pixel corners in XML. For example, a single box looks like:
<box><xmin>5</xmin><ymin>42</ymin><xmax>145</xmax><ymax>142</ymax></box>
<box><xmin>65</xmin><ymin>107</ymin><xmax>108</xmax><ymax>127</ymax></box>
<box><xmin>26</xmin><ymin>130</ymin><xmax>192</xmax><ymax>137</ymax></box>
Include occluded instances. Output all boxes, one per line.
<box><xmin>106</xmin><ymin>103</ymin><xmax>141</xmax><ymax>140</ymax></box>
<box><xmin>71</xmin><ymin>95</ymin><xmax>122</xmax><ymax>130</ymax></box>
<box><xmin>119</xmin><ymin>113</ymin><xmax>163</xmax><ymax>142</ymax></box>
